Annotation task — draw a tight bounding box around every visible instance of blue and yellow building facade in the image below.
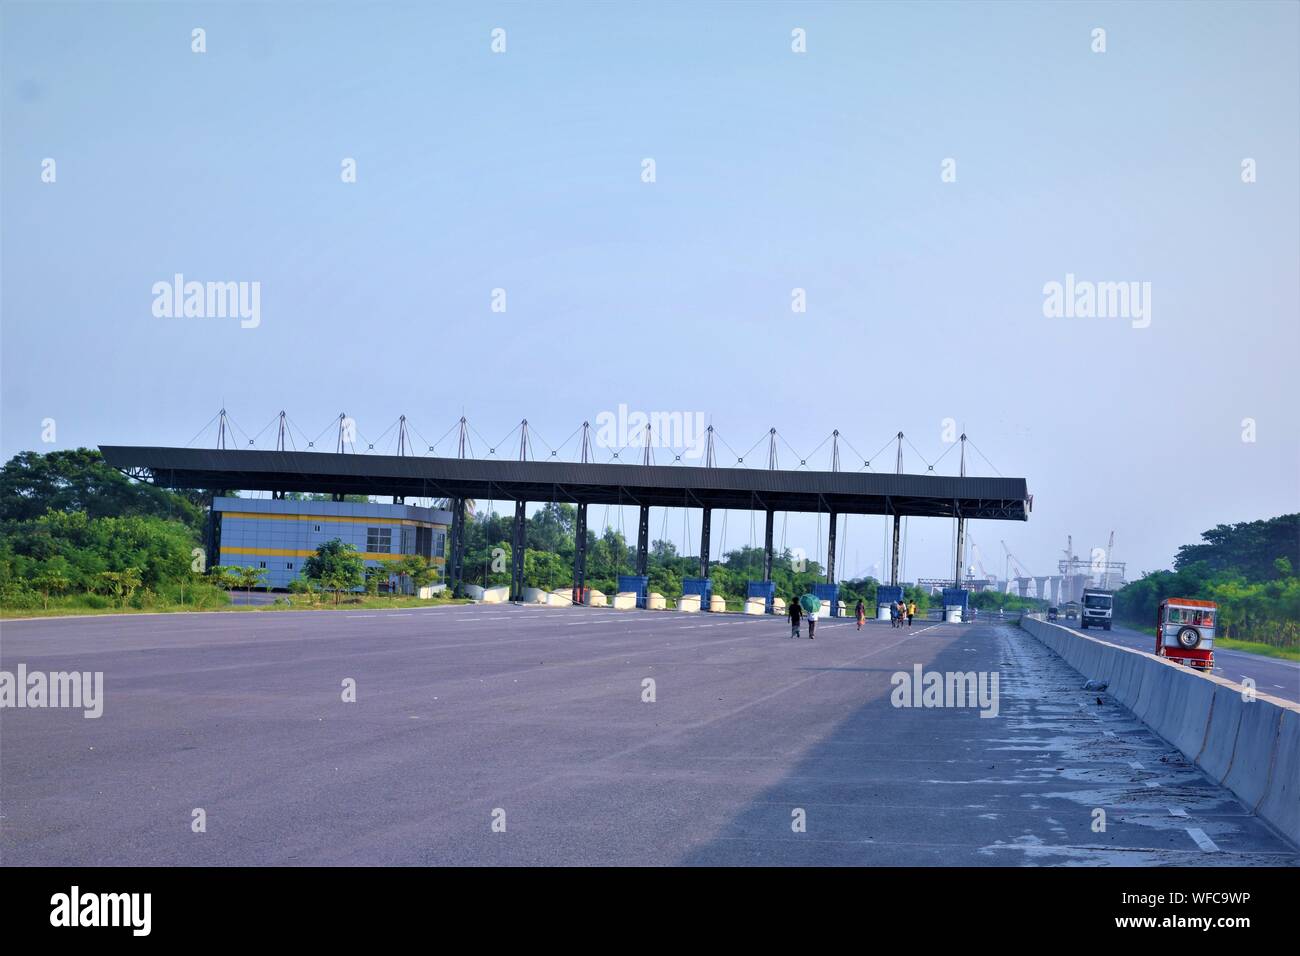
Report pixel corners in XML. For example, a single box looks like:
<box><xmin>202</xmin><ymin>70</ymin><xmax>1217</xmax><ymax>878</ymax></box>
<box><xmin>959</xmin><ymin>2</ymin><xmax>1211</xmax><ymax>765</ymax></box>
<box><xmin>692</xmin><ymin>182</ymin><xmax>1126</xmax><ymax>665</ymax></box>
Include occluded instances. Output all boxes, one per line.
<box><xmin>210</xmin><ymin>496</ymin><xmax>451</xmax><ymax>591</ymax></box>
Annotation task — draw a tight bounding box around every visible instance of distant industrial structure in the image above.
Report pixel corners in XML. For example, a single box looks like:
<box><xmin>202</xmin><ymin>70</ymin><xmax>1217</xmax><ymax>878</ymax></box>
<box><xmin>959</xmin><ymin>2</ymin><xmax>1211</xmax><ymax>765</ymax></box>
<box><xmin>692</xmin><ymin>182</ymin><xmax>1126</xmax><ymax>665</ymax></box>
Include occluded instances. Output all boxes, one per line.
<box><xmin>914</xmin><ymin>532</ymin><xmax>1125</xmax><ymax>604</ymax></box>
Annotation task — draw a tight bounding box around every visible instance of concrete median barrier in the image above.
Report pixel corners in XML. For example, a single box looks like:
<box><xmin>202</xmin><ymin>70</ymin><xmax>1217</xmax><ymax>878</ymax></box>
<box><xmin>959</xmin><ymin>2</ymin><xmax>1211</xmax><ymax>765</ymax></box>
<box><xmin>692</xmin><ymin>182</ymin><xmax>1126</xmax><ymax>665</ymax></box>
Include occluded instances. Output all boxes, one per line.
<box><xmin>1197</xmin><ymin>684</ymin><xmax>1245</xmax><ymax>784</ymax></box>
<box><xmin>1020</xmin><ymin>615</ymin><xmax>1299</xmax><ymax>847</ymax></box>
<box><xmin>1259</xmin><ymin>709</ymin><xmax>1300</xmax><ymax>842</ymax></box>
<box><xmin>1224</xmin><ymin>700</ymin><xmax>1283</xmax><ymax>814</ymax></box>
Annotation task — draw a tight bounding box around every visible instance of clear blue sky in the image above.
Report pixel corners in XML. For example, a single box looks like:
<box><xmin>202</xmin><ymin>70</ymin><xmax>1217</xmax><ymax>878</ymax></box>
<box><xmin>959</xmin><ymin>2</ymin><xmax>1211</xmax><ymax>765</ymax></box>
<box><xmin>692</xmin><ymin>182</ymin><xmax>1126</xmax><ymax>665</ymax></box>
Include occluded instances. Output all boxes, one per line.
<box><xmin>3</xmin><ymin>0</ymin><xmax>1297</xmax><ymax>581</ymax></box>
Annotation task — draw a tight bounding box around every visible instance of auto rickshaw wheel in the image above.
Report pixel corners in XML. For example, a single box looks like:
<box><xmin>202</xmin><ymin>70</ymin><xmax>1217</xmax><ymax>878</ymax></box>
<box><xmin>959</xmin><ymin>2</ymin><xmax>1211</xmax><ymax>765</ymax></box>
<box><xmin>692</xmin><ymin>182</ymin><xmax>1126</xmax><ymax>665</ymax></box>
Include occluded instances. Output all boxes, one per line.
<box><xmin>1176</xmin><ymin>626</ymin><xmax>1201</xmax><ymax>649</ymax></box>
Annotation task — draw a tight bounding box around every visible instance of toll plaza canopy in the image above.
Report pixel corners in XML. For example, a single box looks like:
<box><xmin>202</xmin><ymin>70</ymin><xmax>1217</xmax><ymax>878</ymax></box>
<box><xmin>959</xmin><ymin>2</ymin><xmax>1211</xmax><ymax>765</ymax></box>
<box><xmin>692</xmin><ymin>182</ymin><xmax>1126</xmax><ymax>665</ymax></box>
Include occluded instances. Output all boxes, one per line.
<box><xmin>99</xmin><ymin>446</ymin><xmax>1031</xmax><ymax>520</ymax></box>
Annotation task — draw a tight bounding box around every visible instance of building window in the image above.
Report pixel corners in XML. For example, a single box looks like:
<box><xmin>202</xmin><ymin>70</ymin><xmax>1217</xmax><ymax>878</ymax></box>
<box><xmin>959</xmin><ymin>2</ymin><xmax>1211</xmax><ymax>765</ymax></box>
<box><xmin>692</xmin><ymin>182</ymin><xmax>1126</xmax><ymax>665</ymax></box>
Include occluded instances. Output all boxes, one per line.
<box><xmin>367</xmin><ymin>527</ymin><xmax>392</xmax><ymax>553</ymax></box>
<box><xmin>401</xmin><ymin>526</ymin><xmax>413</xmax><ymax>555</ymax></box>
<box><xmin>434</xmin><ymin>531</ymin><xmax>445</xmax><ymax>558</ymax></box>
<box><xmin>259</xmin><ymin>561</ymin><xmax>266</xmax><ymax>568</ymax></box>
<box><xmin>313</xmin><ymin>524</ymin><xmax>321</xmax><ymax>532</ymax></box>
<box><xmin>286</xmin><ymin>562</ymin><xmax>294</xmax><ymax>570</ymax></box>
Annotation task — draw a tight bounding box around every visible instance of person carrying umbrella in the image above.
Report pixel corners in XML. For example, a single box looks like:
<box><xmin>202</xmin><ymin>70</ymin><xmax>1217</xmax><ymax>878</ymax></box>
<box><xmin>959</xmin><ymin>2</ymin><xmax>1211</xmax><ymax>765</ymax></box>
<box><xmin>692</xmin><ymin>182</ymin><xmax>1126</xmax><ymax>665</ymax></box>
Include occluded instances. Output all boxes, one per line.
<box><xmin>799</xmin><ymin>592</ymin><xmax>821</xmax><ymax>640</ymax></box>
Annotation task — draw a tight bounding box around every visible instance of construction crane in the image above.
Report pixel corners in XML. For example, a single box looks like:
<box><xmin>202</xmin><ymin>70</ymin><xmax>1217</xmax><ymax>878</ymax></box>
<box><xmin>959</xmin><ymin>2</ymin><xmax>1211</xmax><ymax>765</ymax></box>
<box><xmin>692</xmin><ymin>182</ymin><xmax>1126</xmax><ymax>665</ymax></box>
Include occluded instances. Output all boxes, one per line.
<box><xmin>1000</xmin><ymin>540</ymin><xmax>1034</xmax><ymax>580</ymax></box>
<box><xmin>968</xmin><ymin>537</ymin><xmax>996</xmax><ymax>587</ymax></box>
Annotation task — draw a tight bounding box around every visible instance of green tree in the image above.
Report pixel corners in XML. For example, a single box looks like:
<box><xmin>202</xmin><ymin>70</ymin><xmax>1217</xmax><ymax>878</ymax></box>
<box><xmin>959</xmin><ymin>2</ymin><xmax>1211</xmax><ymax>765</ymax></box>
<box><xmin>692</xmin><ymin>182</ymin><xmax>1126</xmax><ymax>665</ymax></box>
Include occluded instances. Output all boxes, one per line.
<box><xmin>303</xmin><ymin>539</ymin><xmax>366</xmax><ymax>604</ymax></box>
<box><xmin>99</xmin><ymin>568</ymin><xmax>142</xmax><ymax>608</ymax></box>
<box><xmin>0</xmin><ymin>448</ymin><xmax>206</xmax><ymax>529</ymax></box>
<box><xmin>233</xmin><ymin>566</ymin><xmax>266</xmax><ymax>601</ymax></box>
<box><xmin>1174</xmin><ymin>514</ymin><xmax>1299</xmax><ymax>581</ymax></box>
<box><xmin>30</xmin><ymin>569</ymin><xmax>70</xmax><ymax>610</ymax></box>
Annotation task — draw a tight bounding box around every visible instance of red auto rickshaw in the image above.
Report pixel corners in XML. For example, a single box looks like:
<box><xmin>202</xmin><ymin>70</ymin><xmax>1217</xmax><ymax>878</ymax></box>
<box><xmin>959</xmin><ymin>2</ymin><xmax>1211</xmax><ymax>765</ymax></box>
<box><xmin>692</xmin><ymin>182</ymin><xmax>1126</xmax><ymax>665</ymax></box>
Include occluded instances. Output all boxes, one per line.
<box><xmin>1155</xmin><ymin>597</ymin><xmax>1216</xmax><ymax>672</ymax></box>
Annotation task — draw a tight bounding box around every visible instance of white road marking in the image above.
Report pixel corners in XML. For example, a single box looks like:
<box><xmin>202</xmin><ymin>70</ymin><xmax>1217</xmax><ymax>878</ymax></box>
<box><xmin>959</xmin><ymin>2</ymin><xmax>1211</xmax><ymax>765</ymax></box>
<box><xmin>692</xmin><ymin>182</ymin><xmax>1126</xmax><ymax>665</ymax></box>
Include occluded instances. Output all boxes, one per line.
<box><xmin>1129</xmin><ymin>760</ymin><xmax>1144</xmax><ymax>770</ymax></box>
<box><xmin>1169</xmin><ymin>807</ymin><xmax>1188</xmax><ymax>817</ymax></box>
<box><xmin>1186</xmin><ymin>827</ymin><xmax>1220</xmax><ymax>852</ymax></box>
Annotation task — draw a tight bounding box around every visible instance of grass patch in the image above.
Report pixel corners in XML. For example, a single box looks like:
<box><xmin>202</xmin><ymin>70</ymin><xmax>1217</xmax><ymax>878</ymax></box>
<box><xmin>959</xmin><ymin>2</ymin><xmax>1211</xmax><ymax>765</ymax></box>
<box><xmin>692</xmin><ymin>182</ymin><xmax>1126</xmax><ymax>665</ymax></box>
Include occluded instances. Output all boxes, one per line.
<box><xmin>1</xmin><ymin>594</ymin><xmax>471</xmax><ymax>619</ymax></box>
<box><xmin>265</xmin><ymin>595</ymin><xmax>472</xmax><ymax>611</ymax></box>
<box><xmin>1214</xmin><ymin>637</ymin><xmax>1300</xmax><ymax>662</ymax></box>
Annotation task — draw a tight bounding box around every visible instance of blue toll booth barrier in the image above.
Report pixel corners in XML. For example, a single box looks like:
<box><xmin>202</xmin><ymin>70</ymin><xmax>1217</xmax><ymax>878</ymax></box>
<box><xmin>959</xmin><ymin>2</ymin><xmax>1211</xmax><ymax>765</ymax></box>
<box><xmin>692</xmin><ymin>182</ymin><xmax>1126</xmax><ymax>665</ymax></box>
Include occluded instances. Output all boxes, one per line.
<box><xmin>747</xmin><ymin>580</ymin><xmax>776</xmax><ymax>613</ymax></box>
<box><xmin>876</xmin><ymin>585</ymin><xmax>904</xmax><ymax>621</ymax></box>
<box><xmin>812</xmin><ymin>582</ymin><xmax>841</xmax><ymax>617</ymax></box>
<box><xmin>617</xmin><ymin>574</ymin><xmax>649</xmax><ymax>609</ymax></box>
<box><xmin>941</xmin><ymin>587</ymin><xmax>970</xmax><ymax>622</ymax></box>
<box><xmin>682</xmin><ymin>577</ymin><xmax>713</xmax><ymax>610</ymax></box>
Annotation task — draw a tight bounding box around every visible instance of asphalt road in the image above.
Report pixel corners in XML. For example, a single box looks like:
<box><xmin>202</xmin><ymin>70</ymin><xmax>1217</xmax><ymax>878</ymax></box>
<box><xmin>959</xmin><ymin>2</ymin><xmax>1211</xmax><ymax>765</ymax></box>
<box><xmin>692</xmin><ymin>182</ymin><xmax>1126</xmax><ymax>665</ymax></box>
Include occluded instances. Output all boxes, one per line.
<box><xmin>1054</xmin><ymin>618</ymin><xmax>1299</xmax><ymax>704</ymax></box>
<box><xmin>2</xmin><ymin>606</ymin><xmax>1296</xmax><ymax>866</ymax></box>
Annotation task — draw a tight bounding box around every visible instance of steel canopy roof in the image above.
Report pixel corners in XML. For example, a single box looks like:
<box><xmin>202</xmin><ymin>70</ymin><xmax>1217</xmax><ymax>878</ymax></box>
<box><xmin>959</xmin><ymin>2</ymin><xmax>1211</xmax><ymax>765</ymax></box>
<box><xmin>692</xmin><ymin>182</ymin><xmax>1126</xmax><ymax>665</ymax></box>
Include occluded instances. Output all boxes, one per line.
<box><xmin>99</xmin><ymin>446</ymin><xmax>1031</xmax><ymax>520</ymax></box>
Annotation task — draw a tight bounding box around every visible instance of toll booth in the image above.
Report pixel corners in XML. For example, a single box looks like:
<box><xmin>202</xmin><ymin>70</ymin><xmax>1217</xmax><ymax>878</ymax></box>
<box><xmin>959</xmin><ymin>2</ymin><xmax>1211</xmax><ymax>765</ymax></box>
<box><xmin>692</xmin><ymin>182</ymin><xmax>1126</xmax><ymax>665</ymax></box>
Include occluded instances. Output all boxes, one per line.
<box><xmin>617</xmin><ymin>574</ymin><xmax>649</xmax><ymax>609</ymax></box>
<box><xmin>942</xmin><ymin>587</ymin><xmax>970</xmax><ymax>623</ymax></box>
<box><xmin>877</xmin><ymin>585</ymin><xmax>903</xmax><ymax>621</ymax></box>
<box><xmin>747</xmin><ymin>580</ymin><xmax>776</xmax><ymax>613</ymax></box>
<box><xmin>683</xmin><ymin>577</ymin><xmax>713</xmax><ymax>611</ymax></box>
<box><xmin>813</xmin><ymin>582</ymin><xmax>841</xmax><ymax>617</ymax></box>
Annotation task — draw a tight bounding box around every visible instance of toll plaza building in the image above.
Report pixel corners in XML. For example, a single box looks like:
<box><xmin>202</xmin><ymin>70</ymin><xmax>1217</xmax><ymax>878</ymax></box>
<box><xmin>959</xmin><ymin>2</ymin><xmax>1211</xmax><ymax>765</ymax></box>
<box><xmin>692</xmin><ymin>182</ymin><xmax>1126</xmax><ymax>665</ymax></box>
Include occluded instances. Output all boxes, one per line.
<box><xmin>210</xmin><ymin>496</ymin><xmax>450</xmax><ymax>592</ymax></box>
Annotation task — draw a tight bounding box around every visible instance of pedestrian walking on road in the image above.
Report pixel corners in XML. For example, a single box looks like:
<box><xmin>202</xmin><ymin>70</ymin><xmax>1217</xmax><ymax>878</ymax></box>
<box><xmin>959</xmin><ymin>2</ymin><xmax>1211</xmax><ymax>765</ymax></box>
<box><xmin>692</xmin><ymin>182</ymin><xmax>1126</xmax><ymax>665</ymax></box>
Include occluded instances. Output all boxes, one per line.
<box><xmin>907</xmin><ymin>600</ymin><xmax>916</xmax><ymax>627</ymax></box>
<box><xmin>788</xmin><ymin>598</ymin><xmax>802</xmax><ymax>639</ymax></box>
<box><xmin>798</xmin><ymin>593</ymin><xmax>821</xmax><ymax>640</ymax></box>
<box><xmin>855</xmin><ymin>598</ymin><xmax>866</xmax><ymax>630</ymax></box>
<box><xmin>890</xmin><ymin>601</ymin><xmax>899</xmax><ymax>628</ymax></box>
<box><xmin>897</xmin><ymin>600</ymin><xmax>907</xmax><ymax>627</ymax></box>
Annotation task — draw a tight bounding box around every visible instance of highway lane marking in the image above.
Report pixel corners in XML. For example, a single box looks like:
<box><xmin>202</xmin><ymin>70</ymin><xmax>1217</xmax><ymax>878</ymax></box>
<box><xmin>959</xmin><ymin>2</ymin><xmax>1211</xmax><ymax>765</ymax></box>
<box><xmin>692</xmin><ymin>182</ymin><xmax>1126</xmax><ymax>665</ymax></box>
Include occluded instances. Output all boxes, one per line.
<box><xmin>1186</xmin><ymin>827</ymin><xmax>1220</xmax><ymax>852</ymax></box>
<box><xmin>904</xmin><ymin>623</ymin><xmax>945</xmax><ymax>638</ymax></box>
<box><xmin>1129</xmin><ymin>761</ymin><xmax>1145</xmax><ymax>770</ymax></box>
<box><xmin>1169</xmin><ymin>807</ymin><xmax>1189</xmax><ymax>817</ymax></box>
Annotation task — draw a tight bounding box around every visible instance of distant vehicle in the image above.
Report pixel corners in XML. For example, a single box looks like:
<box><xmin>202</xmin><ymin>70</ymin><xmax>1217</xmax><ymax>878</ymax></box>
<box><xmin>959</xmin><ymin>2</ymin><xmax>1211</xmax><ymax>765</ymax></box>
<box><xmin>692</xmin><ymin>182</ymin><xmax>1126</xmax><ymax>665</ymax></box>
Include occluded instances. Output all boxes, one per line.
<box><xmin>1047</xmin><ymin>606</ymin><xmax>1059</xmax><ymax>621</ymax></box>
<box><xmin>1064</xmin><ymin>602</ymin><xmax>1079</xmax><ymax>621</ymax></box>
<box><xmin>1156</xmin><ymin>598</ymin><xmax>1216</xmax><ymax>672</ymax></box>
<box><xmin>1079</xmin><ymin>588</ymin><xmax>1113</xmax><ymax>631</ymax></box>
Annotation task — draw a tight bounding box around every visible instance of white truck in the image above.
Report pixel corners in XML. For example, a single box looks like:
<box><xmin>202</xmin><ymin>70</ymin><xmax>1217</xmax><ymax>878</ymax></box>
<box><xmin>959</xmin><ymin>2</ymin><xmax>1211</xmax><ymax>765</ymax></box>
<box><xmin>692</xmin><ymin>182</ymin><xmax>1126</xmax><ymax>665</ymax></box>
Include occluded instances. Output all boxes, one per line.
<box><xmin>1079</xmin><ymin>588</ymin><xmax>1114</xmax><ymax>631</ymax></box>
